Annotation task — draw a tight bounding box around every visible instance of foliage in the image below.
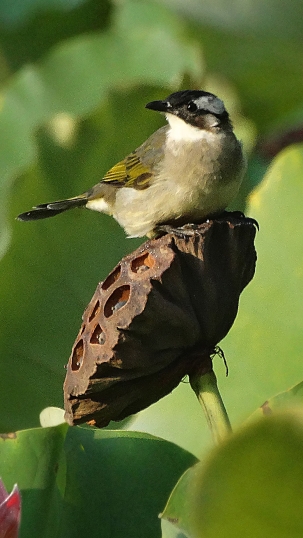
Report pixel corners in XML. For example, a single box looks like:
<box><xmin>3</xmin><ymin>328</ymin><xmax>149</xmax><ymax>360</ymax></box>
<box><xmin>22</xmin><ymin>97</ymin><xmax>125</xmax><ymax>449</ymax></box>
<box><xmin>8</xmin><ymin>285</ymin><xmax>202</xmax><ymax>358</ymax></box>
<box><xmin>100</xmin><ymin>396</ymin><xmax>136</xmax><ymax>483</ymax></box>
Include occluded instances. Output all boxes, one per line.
<box><xmin>0</xmin><ymin>424</ymin><xmax>196</xmax><ymax>538</ymax></box>
<box><xmin>1</xmin><ymin>0</ymin><xmax>303</xmax><ymax>536</ymax></box>
<box><xmin>162</xmin><ymin>410</ymin><xmax>303</xmax><ymax>538</ymax></box>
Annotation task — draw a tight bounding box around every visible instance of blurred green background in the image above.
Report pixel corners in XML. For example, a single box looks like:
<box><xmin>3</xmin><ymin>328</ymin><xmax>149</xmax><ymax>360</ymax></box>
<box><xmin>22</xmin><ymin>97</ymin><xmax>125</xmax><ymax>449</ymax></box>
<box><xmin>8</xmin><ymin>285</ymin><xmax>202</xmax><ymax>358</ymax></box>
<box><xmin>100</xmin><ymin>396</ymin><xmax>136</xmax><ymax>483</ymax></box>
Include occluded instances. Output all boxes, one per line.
<box><xmin>1</xmin><ymin>0</ymin><xmax>303</xmax><ymax>458</ymax></box>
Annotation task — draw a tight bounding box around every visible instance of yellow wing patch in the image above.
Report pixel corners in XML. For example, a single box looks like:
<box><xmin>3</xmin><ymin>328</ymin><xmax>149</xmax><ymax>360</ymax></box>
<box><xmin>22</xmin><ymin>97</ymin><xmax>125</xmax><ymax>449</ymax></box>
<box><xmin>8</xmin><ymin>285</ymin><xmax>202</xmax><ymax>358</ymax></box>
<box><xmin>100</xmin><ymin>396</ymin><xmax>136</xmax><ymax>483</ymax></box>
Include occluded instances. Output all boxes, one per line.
<box><xmin>102</xmin><ymin>152</ymin><xmax>152</xmax><ymax>190</ymax></box>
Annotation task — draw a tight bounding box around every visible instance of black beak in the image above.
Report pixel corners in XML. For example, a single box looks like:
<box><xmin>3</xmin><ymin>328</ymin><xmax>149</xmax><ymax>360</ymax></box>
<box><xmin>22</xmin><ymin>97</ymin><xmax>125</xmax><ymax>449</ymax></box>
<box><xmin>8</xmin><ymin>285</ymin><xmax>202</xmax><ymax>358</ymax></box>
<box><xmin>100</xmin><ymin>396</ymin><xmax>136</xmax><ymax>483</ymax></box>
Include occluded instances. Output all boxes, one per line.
<box><xmin>145</xmin><ymin>100</ymin><xmax>170</xmax><ymax>113</ymax></box>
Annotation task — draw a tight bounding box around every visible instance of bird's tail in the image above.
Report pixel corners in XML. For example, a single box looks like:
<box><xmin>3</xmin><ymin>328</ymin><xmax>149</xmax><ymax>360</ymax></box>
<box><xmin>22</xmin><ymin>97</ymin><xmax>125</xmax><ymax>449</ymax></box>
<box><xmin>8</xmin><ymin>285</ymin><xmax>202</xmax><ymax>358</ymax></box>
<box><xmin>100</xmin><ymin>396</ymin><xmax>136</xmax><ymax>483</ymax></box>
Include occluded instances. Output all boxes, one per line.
<box><xmin>17</xmin><ymin>196</ymin><xmax>87</xmax><ymax>221</ymax></box>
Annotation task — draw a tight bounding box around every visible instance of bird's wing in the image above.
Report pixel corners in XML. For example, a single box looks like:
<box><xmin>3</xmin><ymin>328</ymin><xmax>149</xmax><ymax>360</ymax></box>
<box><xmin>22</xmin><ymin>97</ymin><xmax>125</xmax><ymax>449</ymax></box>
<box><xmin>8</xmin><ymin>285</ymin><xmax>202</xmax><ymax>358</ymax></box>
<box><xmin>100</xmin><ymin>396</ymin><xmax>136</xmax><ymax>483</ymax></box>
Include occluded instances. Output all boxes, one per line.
<box><xmin>102</xmin><ymin>151</ymin><xmax>153</xmax><ymax>190</ymax></box>
<box><xmin>90</xmin><ymin>126</ymin><xmax>168</xmax><ymax>195</ymax></box>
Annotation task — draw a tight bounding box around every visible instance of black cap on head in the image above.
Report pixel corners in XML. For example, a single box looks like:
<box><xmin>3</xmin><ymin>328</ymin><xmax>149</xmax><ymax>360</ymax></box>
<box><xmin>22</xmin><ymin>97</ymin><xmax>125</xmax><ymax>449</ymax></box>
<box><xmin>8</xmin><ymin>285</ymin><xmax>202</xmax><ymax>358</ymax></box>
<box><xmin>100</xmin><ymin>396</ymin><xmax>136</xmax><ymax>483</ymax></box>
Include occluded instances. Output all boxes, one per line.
<box><xmin>146</xmin><ymin>90</ymin><xmax>229</xmax><ymax>126</ymax></box>
<box><xmin>165</xmin><ymin>90</ymin><xmax>226</xmax><ymax>115</ymax></box>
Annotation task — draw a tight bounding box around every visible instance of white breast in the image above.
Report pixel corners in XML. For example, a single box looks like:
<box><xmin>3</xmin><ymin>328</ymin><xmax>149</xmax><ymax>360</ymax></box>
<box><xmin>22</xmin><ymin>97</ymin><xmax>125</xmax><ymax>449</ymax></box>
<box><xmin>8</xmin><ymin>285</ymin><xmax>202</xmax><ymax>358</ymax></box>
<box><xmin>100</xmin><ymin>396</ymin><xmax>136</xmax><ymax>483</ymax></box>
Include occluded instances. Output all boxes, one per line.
<box><xmin>166</xmin><ymin>113</ymin><xmax>217</xmax><ymax>143</ymax></box>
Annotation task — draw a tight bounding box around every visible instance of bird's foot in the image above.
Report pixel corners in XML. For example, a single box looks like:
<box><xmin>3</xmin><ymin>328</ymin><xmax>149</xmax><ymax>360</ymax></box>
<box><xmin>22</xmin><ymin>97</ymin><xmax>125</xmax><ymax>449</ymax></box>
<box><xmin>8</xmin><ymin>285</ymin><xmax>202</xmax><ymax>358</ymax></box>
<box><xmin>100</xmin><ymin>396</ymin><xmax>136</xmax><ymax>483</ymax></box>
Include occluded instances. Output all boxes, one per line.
<box><xmin>154</xmin><ymin>223</ymin><xmax>201</xmax><ymax>238</ymax></box>
<box><xmin>215</xmin><ymin>211</ymin><xmax>259</xmax><ymax>230</ymax></box>
<box><xmin>154</xmin><ymin>212</ymin><xmax>259</xmax><ymax>239</ymax></box>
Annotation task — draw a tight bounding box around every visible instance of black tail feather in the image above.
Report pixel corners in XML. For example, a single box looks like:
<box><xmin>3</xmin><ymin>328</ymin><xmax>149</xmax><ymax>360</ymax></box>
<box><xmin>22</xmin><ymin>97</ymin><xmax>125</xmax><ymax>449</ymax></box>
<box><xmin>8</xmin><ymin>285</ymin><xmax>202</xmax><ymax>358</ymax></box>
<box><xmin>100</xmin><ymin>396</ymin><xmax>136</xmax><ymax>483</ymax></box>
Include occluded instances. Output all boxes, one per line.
<box><xmin>17</xmin><ymin>197</ymin><xmax>87</xmax><ymax>221</ymax></box>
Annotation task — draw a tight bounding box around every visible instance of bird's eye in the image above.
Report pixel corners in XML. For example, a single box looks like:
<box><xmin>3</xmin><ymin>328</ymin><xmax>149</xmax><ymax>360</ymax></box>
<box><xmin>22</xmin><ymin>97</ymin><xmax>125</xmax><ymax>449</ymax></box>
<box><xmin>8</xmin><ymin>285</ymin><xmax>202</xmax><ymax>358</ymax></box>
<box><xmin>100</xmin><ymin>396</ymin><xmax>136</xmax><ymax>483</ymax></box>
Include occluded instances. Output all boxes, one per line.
<box><xmin>187</xmin><ymin>101</ymin><xmax>198</xmax><ymax>112</ymax></box>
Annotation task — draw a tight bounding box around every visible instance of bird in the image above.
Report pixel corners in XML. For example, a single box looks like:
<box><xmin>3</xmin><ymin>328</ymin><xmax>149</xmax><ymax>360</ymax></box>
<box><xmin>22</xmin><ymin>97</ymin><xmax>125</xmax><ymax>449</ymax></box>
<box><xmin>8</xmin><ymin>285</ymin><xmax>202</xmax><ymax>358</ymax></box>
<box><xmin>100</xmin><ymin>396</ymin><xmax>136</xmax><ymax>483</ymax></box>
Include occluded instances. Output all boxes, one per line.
<box><xmin>17</xmin><ymin>90</ymin><xmax>246</xmax><ymax>238</ymax></box>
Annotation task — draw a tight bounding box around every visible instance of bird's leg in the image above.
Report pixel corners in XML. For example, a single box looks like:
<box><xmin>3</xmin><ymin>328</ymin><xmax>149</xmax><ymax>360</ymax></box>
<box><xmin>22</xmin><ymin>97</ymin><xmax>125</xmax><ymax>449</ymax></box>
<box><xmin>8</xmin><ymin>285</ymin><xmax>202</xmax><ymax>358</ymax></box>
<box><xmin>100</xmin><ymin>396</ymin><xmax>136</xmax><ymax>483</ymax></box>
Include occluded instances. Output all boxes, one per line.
<box><xmin>154</xmin><ymin>223</ymin><xmax>201</xmax><ymax>238</ymax></box>
<box><xmin>215</xmin><ymin>211</ymin><xmax>259</xmax><ymax>230</ymax></box>
<box><xmin>154</xmin><ymin>212</ymin><xmax>259</xmax><ymax>239</ymax></box>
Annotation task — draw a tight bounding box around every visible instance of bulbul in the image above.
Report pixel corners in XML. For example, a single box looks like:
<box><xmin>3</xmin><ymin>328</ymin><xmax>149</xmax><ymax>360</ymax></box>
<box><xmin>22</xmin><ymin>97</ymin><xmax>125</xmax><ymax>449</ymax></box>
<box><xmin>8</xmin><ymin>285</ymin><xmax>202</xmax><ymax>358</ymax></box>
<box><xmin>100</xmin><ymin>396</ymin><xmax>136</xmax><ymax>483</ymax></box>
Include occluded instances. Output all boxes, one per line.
<box><xmin>18</xmin><ymin>90</ymin><xmax>246</xmax><ymax>237</ymax></box>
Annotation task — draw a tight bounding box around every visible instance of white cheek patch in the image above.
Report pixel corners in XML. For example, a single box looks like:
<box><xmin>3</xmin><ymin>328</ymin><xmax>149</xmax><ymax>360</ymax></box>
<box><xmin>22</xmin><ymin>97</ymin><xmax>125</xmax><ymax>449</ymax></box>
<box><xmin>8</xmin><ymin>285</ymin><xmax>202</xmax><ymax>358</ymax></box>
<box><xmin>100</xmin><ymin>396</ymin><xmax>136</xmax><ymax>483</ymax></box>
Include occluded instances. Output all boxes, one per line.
<box><xmin>166</xmin><ymin>113</ymin><xmax>216</xmax><ymax>142</ymax></box>
<box><xmin>86</xmin><ymin>198</ymin><xmax>111</xmax><ymax>214</ymax></box>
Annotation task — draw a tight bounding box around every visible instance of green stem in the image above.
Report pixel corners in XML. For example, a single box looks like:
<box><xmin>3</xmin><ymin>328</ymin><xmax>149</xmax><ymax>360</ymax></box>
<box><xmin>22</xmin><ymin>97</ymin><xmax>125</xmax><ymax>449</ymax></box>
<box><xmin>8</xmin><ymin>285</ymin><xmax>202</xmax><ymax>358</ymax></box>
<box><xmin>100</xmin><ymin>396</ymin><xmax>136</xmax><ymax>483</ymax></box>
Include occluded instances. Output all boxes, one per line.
<box><xmin>190</xmin><ymin>369</ymin><xmax>232</xmax><ymax>445</ymax></box>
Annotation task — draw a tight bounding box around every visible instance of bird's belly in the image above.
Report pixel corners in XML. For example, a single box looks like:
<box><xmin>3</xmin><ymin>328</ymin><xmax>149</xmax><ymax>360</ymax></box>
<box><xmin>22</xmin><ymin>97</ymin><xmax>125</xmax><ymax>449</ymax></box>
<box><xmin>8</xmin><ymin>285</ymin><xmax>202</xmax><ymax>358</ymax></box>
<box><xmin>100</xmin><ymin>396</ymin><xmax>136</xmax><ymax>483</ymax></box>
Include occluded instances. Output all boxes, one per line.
<box><xmin>113</xmin><ymin>170</ymin><xmax>241</xmax><ymax>237</ymax></box>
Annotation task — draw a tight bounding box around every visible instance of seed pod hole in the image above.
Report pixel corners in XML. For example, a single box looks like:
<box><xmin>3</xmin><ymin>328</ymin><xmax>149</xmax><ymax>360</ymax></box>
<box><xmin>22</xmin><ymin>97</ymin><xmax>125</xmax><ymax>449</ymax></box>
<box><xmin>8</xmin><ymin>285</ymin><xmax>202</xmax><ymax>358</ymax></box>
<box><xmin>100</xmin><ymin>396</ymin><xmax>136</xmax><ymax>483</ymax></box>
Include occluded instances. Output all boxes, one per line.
<box><xmin>71</xmin><ymin>340</ymin><xmax>84</xmax><ymax>371</ymax></box>
<box><xmin>88</xmin><ymin>300</ymin><xmax>100</xmax><ymax>322</ymax></box>
<box><xmin>104</xmin><ymin>285</ymin><xmax>130</xmax><ymax>318</ymax></box>
<box><xmin>131</xmin><ymin>252</ymin><xmax>156</xmax><ymax>274</ymax></box>
<box><xmin>102</xmin><ymin>265</ymin><xmax>121</xmax><ymax>290</ymax></box>
<box><xmin>90</xmin><ymin>324</ymin><xmax>106</xmax><ymax>345</ymax></box>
